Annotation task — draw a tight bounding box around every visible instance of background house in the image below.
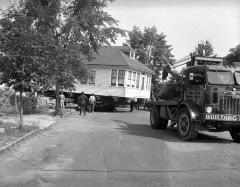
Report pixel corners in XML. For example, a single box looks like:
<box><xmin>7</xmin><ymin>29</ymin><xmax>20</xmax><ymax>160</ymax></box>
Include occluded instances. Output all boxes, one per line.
<box><xmin>74</xmin><ymin>46</ymin><xmax>154</xmax><ymax>99</ymax></box>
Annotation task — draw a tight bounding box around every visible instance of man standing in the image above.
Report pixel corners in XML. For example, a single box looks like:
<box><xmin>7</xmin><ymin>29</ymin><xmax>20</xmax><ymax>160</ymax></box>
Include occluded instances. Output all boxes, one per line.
<box><xmin>133</xmin><ymin>97</ymin><xmax>138</xmax><ymax>110</ymax></box>
<box><xmin>77</xmin><ymin>92</ymin><xmax>88</xmax><ymax>115</ymax></box>
<box><xmin>130</xmin><ymin>98</ymin><xmax>134</xmax><ymax>112</ymax></box>
<box><xmin>89</xmin><ymin>93</ymin><xmax>96</xmax><ymax>113</ymax></box>
<box><xmin>59</xmin><ymin>92</ymin><xmax>65</xmax><ymax>108</ymax></box>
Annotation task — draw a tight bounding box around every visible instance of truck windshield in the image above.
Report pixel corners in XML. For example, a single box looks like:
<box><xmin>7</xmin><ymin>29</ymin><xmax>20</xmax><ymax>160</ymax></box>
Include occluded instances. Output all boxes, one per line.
<box><xmin>235</xmin><ymin>72</ymin><xmax>240</xmax><ymax>85</ymax></box>
<box><xmin>207</xmin><ymin>71</ymin><xmax>234</xmax><ymax>85</ymax></box>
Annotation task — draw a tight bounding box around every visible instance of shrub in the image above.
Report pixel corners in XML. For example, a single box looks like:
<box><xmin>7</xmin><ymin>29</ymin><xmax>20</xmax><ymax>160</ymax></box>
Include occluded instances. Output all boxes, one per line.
<box><xmin>0</xmin><ymin>87</ymin><xmax>49</xmax><ymax>114</ymax></box>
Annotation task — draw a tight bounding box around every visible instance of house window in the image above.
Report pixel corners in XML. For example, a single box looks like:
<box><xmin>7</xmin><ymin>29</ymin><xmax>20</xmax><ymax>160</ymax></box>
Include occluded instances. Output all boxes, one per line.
<box><xmin>118</xmin><ymin>70</ymin><xmax>125</xmax><ymax>86</ymax></box>
<box><xmin>127</xmin><ymin>71</ymin><xmax>132</xmax><ymax>87</ymax></box>
<box><xmin>81</xmin><ymin>77</ymin><xmax>88</xmax><ymax>84</ymax></box>
<box><xmin>146</xmin><ymin>75</ymin><xmax>151</xmax><ymax>90</ymax></box>
<box><xmin>146</xmin><ymin>76</ymin><xmax>148</xmax><ymax>90</ymax></box>
<box><xmin>136</xmin><ymin>73</ymin><xmax>140</xmax><ymax>88</ymax></box>
<box><xmin>132</xmin><ymin>72</ymin><xmax>136</xmax><ymax>87</ymax></box>
<box><xmin>89</xmin><ymin>71</ymin><xmax>96</xmax><ymax>85</ymax></box>
<box><xmin>141</xmin><ymin>77</ymin><xmax>145</xmax><ymax>90</ymax></box>
<box><xmin>149</xmin><ymin>76</ymin><xmax>151</xmax><ymax>90</ymax></box>
<box><xmin>149</xmin><ymin>76</ymin><xmax>152</xmax><ymax>90</ymax></box>
<box><xmin>111</xmin><ymin>69</ymin><xmax>117</xmax><ymax>86</ymax></box>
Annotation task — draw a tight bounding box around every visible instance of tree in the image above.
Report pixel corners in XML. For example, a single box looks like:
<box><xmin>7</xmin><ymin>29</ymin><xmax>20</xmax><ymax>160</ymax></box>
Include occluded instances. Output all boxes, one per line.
<box><xmin>22</xmin><ymin>0</ymin><xmax>125</xmax><ymax>113</ymax></box>
<box><xmin>194</xmin><ymin>40</ymin><xmax>214</xmax><ymax>57</ymax></box>
<box><xmin>224</xmin><ymin>44</ymin><xmax>240</xmax><ymax>66</ymax></box>
<box><xmin>126</xmin><ymin>26</ymin><xmax>175</xmax><ymax>99</ymax></box>
<box><xmin>0</xmin><ymin>6</ymin><xmax>49</xmax><ymax>127</ymax></box>
<box><xmin>127</xmin><ymin>26</ymin><xmax>174</xmax><ymax>71</ymax></box>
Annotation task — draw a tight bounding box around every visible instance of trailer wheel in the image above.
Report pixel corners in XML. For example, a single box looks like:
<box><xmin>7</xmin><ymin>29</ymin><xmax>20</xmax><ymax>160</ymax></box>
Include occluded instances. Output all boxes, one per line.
<box><xmin>150</xmin><ymin>106</ymin><xmax>160</xmax><ymax>129</ymax></box>
<box><xmin>177</xmin><ymin>108</ymin><xmax>197</xmax><ymax>141</ymax></box>
<box><xmin>230</xmin><ymin>128</ymin><xmax>240</xmax><ymax>143</ymax></box>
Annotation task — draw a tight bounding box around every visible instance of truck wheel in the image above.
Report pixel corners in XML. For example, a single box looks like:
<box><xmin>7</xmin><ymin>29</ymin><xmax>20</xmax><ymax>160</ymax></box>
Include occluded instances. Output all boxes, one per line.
<box><xmin>177</xmin><ymin>108</ymin><xmax>197</xmax><ymax>141</ymax></box>
<box><xmin>150</xmin><ymin>106</ymin><xmax>160</xmax><ymax>129</ymax></box>
<box><xmin>230</xmin><ymin>128</ymin><xmax>240</xmax><ymax>143</ymax></box>
<box><xmin>150</xmin><ymin>106</ymin><xmax>168</xmax><ymax>129</ymax></box>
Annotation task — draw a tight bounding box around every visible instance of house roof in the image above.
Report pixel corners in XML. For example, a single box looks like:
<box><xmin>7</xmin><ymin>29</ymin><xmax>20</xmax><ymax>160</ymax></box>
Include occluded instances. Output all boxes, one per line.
<box><xmin>85</xmin><ymin>46</ymin><xmax>154</xmax><ymax>74</ymax></box>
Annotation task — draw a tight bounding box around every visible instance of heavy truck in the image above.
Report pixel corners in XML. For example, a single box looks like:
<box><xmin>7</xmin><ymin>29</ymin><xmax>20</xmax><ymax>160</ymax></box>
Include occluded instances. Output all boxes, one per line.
<box><xmin>150</xmin><ymin>56</ymin><xmax>240</xmax><ymax>142</ymax></box>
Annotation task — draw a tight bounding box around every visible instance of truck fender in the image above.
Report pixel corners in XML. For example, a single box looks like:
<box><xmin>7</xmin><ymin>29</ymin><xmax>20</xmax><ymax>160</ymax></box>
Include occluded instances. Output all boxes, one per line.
<box><xmin>174</xmin><ymin>102</ymin><xmax>200</xmax><ymax>121</ymax></box>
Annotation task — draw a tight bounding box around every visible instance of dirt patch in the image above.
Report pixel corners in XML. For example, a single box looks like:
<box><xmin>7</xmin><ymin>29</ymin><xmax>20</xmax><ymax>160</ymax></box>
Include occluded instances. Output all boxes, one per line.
<box><xmin>0</xmin><ymin>110</ymin><xmax>56</xmax><ymax>149</ymax></box>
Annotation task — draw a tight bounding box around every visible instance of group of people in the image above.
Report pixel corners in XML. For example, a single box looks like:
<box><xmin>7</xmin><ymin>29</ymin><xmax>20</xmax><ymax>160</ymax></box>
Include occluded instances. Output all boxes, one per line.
<box><xmin>130</xmin><ymin>97</ymin><xmax>138</xmax><ymax>112</ymax></box>
<box><xmin>77</xmin><ymin>92</ymin><xmax>96</xmax><ymax>115</ymax></box>
<box><xmin>59</xmin><ymin>92</ymin><xmax>96</xmax><ymax>115</ymax></box>
<box><xmin>59</xmin><ymin>91</ymin><xmax>147</xmax><ymax>114</ymax></box>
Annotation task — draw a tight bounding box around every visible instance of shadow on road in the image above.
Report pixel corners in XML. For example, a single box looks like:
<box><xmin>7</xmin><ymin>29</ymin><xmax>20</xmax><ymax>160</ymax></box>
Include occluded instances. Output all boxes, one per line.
<box><xmin>195</xmin><ymin>132</ymin><xmax>233</xmax><ymax>143</ymax></box>
<box><xmin>114</xmin><ymin>120</ymin><xmax>233</xmax><ymax>144</ymax></box>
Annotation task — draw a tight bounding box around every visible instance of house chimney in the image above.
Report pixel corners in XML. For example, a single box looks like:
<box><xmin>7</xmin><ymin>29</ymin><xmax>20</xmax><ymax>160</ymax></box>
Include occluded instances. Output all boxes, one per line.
<box><xmin>132</xmin><ymin>50</ymin><xmax>136</xmax><ymax>59</ymax></box>
<box><xmin>130</xmin><ymin>50</ymin><xmax>135</xmax><ymax>59</ymax></box>
<box><xmin>202</xmin><ymin>49</ymin><xmax>206</xmax><ymax>56</ymax></box>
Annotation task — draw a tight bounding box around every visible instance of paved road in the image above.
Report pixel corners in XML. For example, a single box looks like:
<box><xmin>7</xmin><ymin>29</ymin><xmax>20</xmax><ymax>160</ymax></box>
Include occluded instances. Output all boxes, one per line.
<box><xmin>0</xmin><ymin>109</ymin><xmax>240</xmax><ymax>187</ymax></box>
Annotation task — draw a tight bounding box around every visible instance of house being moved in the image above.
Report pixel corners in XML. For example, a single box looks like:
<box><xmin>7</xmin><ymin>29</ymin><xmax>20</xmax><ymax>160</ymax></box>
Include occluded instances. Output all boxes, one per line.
<box><xmin>74</xmin><ymin>46</ymin><xmax>154</xmax><ymax>100</ymax></box>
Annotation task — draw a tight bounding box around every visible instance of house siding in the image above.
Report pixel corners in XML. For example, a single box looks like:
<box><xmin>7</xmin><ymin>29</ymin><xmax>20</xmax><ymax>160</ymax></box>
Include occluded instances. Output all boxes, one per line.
<box><xmin>74</xmin><ymin>65</ymin><xmax>151</xmax><ymax>99</ymax></box>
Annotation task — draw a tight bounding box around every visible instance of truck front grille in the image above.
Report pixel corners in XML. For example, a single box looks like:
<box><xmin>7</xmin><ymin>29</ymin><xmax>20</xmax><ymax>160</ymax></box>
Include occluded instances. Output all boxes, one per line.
<box><xmin>220</xmin><ymin>95</ymin><xmax>240</xmax><ymax>115</ymax></box>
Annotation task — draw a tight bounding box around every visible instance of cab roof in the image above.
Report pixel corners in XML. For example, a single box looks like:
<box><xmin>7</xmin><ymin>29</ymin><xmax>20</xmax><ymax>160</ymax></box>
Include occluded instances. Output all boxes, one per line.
<box><xmin>183</xmin><ymin>65</ymin><xmax>233</xmax><ymax>73</ymax></box>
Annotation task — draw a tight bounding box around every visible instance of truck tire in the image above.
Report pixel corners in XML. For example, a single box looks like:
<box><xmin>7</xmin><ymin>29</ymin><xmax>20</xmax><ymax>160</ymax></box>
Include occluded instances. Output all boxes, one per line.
<box><xmin>177</xmin><ymin>108</ymin><xmax>197</xmax><ymax>141</ymax></box>
<box><xmin>150</xmin><ymin>105</ymin><xmax>160</xmax><ymax>129</ymax></box>
<box><xmin>150</xmin><ymin>106</ymin><xmax>168</xmax><ymax>129</ymax></box>
<box><xmin>230</xmin><ymin>128</ymin><xmax>240</xmax><ymax>143</ymax></box>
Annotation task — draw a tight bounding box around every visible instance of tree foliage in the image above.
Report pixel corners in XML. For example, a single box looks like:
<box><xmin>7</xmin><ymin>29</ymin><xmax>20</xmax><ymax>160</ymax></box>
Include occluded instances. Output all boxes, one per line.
<box><xmin>127</xmin><ymin>26</ymin><xmax>174</xmax><ymax>74</ymax></box>
<box><xmin>194</xmin><ymin>40</ymin><xmax>214</xmax><ymax>57</ymax></box>
<box><xmin>0</xmin><ymin>6</ymin><xmax>51</xmax><ymax>126</ymax></box>
<box><xmin>126</xmin><ymin>26</ymin><xmax>175</xmax><ymax>100</ymax></box>
<box><xmin>0</xmin><ymin>0</ymin><xmax>125</xmax><ymax>116</ymax></box>
<box><xmin>0</xmin><ymin>7</ymin><xmax>48</xmax><ymax>92</ymax></box>
<box><xmin>21</xmin><ymin>0</ymin><xmax>125</xmax><ymax>111</ymax></box>
<box><xmin>224</xmin><ymin>44</ymin><xmax>240</xmax><ymax>66</ymax></box>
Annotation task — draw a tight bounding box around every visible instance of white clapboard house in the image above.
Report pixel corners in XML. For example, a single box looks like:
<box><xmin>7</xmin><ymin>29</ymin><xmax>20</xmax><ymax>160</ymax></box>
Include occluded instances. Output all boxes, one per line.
<box><xmin>74</xmin><ymin>46</ymin><xmax>154</xmax><ymax>99</ymax></box>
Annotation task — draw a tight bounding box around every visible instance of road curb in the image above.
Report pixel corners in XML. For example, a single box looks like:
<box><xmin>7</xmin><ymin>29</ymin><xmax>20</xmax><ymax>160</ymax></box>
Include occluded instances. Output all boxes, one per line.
<box><xmin>0</xmin><ymin>128</ymin><xmax>42</xmax><ymax>154</ymax></box>
<box><xmin>0</xmin><ymin>110</ymin><xmax>72</xmax><ymax>155</ymax></box>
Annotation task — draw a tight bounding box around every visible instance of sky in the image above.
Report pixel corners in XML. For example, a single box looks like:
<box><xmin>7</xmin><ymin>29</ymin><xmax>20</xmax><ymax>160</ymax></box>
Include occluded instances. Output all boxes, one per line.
<box><xmin>0</xmin><ymin>0</ymin><xmax>240</xmax><ymax>60</ymax></box>
<box><xmin>106</xmin><ymin>0</ymin><xmax>240</xmax><ymax>59</ymax></box>
<box><xmin>0</xmin><ymin>0</ymin><xmax>14</xmax><ymax>9</ymax></box>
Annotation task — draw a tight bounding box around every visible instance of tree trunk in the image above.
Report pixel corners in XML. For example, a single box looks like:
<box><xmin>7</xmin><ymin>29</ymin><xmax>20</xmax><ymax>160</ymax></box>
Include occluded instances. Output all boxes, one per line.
<box><xmin>55</xmin><ymin>83</ymin><xmax>60</xmax><ymax>115</ymax></box>
<box><xmin>19</xmin><ymin>90</ymin><xmax>23</xmax><ymax>128</ymax></box>
<box><xmin>150</xmin><ymin>82</ymin><xmax>156</xmax><ymax>102</ymax></box>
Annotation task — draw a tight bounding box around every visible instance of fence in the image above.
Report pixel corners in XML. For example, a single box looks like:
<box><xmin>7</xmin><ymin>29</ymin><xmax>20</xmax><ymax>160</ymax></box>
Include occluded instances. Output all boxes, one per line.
<box><xmin>0</xmin><ymin>88</ymin><xmax>49</xmax><ymax>114</ymax></box>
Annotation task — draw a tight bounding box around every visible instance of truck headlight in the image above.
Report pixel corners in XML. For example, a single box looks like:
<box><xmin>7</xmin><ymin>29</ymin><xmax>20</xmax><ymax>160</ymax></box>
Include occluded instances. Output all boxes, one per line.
<box><xmin>206</xmin><ymin>106</ymin><xmax>213</xmax><ymax>113</ymax></box>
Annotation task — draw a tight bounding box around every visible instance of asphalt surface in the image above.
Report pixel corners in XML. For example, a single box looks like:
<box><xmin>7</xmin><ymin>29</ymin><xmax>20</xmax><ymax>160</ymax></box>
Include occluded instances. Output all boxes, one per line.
<box><xmin>0</xmin><ymin>109</ymin><xmax>240</xmax><ymax>187</ymax></box>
